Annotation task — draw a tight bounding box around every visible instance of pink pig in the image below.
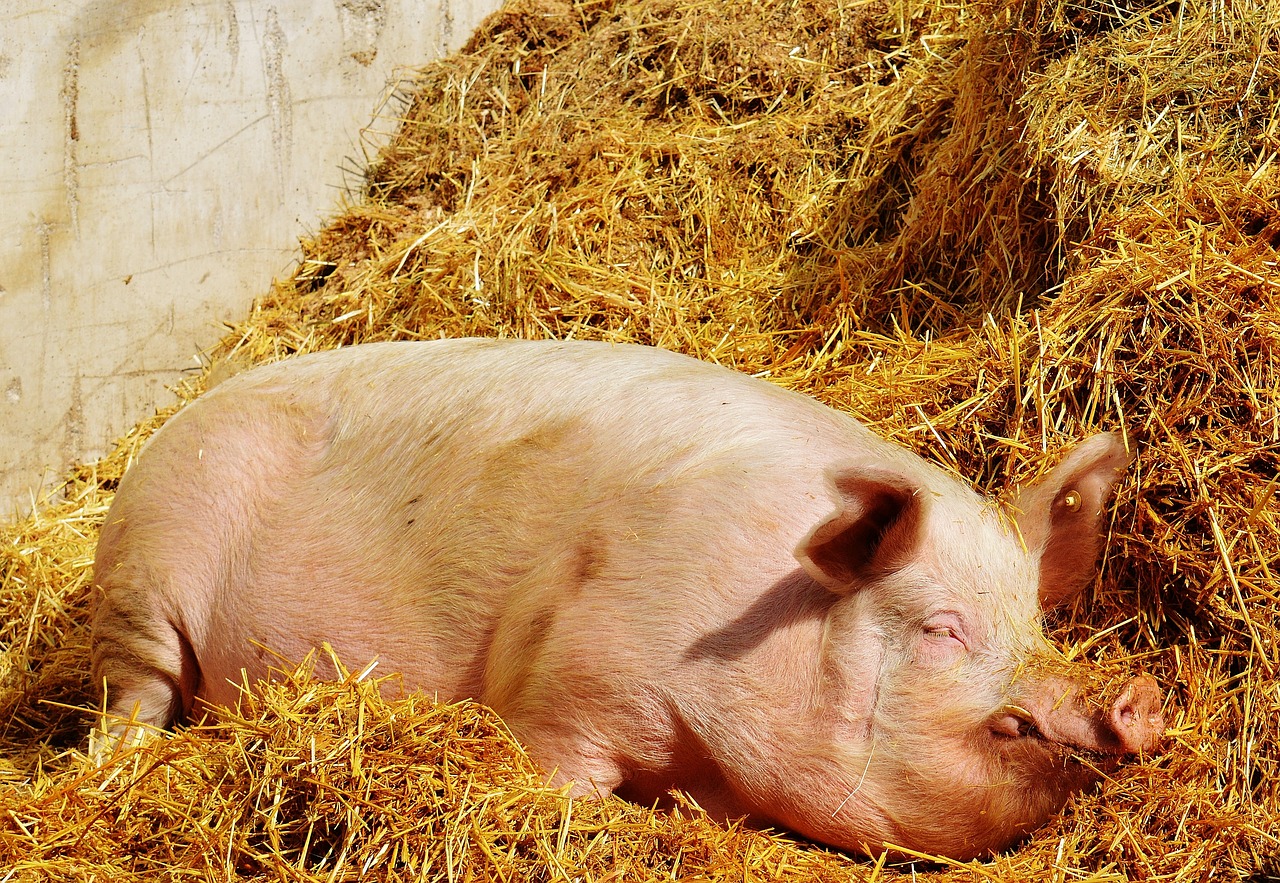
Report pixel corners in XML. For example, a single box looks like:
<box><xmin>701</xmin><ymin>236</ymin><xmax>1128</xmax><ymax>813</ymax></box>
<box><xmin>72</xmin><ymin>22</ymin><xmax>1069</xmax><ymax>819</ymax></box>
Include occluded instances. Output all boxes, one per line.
<box><xmin>91</xmin><ymin>338</ymin><xmax>1163</xmax><ymax>859</ymax></box>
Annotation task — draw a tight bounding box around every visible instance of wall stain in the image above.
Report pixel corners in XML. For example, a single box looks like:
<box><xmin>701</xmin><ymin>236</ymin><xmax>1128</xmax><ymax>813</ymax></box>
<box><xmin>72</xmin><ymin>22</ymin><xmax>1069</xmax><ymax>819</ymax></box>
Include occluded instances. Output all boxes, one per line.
<box><xmin>262</xmin><ymin>7</ymin><xmax>292</xmax><ymax>185</ymax></box>
<box><xmin>334</xmin><ymin>0</ymin><xmax>386</xmax><ymax>67</ymax></box>
<box><xmin>38</xmin><ymin>221</ymin><xmax>52</xmax><ymax>312</ymax></box>
<box><xmin>437</xmin><ymin>0</ymin><xmax>454</xmax><ymax>53</ymax></box>
<box><xmin>225</xmin><ymin>0</ymin><xmax>240</xmax><ymax>72</ymax></box>
<box><xmin>62</xmin><ymin>373</ymin><xmax>85</xmax><ymax>467</ymax></box>
<box><xmin>61</xmin><ymin>39</ymin><xmax>81</xmax><ymax>241</ymax></box>
<box><xmin>136</xmin><ymin>33</ymin><xmax>154</xmax><ymax>187</ymax></box>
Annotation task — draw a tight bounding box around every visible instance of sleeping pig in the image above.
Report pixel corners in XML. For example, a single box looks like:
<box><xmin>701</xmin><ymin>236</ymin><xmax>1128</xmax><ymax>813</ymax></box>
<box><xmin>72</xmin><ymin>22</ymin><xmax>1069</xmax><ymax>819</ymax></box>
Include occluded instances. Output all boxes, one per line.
<box><xmin>90</xmin><ymin>338</ymin><xmax>1164</xmax><ymax>860</ymax></box>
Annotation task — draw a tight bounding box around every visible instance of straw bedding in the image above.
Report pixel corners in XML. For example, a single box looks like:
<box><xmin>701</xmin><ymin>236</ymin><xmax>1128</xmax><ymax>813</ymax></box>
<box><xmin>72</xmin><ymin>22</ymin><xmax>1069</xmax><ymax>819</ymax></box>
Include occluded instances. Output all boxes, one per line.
<box><xmin>2</xmin><ymin>0</ymin><xmax>1277</xmax><ymax>878</ymax></box>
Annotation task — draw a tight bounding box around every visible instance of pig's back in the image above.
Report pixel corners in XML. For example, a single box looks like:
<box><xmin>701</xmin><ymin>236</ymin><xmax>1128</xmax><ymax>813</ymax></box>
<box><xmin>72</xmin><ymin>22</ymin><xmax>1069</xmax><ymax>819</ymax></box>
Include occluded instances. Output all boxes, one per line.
<box><xmin>213</xmin><ymin>338</ymin><xmax>874</xmax><ymax>458</ymax></box>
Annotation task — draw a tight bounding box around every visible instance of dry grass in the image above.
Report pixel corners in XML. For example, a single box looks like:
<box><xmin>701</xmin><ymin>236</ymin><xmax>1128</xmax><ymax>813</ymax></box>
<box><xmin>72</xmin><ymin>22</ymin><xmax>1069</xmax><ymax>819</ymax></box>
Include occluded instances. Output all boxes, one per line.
<box><xmin>2</xmin><ymin>0</ymin><xmax>1278</xmax><ymax>878</ymax></box>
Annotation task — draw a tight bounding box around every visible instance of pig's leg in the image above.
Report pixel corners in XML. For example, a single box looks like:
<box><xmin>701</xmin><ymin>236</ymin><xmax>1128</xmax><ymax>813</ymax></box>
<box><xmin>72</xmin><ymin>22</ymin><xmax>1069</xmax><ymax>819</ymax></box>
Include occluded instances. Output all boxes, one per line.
<box><xmin>517</xmin><ymin>727</ymin><xmax>626</xmax><ymax>798</ymax></box>
<box><xmin>478</xmin><ymin>555</ymin><xmax>631</xmax><ymax>798</ymax></box>
<box><xmin>87</xmin><ymin>396</ymin><xmax>293</xmax><ymax>762</ymax></box>
<box><xmin>89</xmin><ymin>586</ymin><xmax>197</xmax><ymax>762</ymax></box>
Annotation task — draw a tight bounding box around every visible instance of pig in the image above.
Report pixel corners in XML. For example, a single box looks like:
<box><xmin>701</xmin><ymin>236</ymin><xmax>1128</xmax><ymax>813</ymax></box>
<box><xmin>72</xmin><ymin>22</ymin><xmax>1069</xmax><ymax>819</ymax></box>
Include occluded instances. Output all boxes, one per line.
<box><xmin>90</xmin><ymin>338</ymin><xmax>1164</xmax><ymax>860</ymax></box>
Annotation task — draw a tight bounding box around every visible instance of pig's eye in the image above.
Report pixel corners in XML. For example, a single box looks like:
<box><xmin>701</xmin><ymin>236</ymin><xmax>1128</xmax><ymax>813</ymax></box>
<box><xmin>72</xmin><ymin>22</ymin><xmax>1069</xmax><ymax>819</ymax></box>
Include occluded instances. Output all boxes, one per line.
<box><xmin>920</xmin><ymin>613</ymin><xmax>968</xmax><ymax>656</ymax></box>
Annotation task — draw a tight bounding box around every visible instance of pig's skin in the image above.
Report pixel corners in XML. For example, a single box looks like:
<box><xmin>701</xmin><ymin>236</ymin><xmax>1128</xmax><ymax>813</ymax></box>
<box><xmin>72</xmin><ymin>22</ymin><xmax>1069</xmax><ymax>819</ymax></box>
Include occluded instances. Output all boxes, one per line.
<box><xmin>90</xmin><ymin>338</ymin><xmax>1164</xmax><ymax>860</ymax></box>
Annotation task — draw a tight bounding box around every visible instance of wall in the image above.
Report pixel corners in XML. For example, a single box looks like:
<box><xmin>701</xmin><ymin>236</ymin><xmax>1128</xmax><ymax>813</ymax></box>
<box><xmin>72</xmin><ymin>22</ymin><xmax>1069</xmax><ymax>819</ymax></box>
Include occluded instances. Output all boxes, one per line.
<box><xmin>0</xmin><ymin>0</ymin><xmax>501</xmax><ymax>514</ymax></box>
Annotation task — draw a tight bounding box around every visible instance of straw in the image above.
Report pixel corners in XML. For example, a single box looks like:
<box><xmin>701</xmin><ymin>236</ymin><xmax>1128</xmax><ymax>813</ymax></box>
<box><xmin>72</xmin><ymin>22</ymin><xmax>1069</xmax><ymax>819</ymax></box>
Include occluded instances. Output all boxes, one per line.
<box><xmin>2</xmin><ymin>0</ymin><xmax>1277</xmax><ymax>878</ymax></box>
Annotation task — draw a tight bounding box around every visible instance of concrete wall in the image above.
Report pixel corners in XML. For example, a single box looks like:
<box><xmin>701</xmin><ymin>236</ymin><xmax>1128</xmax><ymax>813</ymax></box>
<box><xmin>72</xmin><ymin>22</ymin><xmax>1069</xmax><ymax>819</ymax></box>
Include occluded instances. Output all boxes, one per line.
<box><xmin>0</xmin><ymin>0</ymin><xmax>501</xmax><ymax>514</ymax></box>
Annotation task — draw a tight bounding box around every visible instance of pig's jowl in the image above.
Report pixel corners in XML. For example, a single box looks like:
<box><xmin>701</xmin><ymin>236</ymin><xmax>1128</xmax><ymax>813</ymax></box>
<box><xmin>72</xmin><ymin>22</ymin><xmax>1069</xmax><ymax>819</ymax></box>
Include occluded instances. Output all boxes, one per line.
<box><xmin>90</xmin><ymin>338</ymin><xmax>1164</xmax><ymax>860</ymax></box>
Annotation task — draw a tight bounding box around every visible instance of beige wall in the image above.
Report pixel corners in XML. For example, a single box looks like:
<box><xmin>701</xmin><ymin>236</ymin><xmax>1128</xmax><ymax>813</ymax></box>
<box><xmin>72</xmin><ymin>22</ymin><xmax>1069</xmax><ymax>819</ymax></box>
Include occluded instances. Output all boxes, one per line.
<box><xmin>0</xmin><ymin>0</ymin><xmax>500</xmax><ymax>514</ymax></box>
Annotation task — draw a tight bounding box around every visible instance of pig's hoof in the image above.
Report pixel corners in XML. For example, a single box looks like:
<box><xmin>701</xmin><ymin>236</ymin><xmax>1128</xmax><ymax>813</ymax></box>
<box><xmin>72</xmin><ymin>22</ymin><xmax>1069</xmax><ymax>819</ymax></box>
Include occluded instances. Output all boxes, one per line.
<box><xmin>87</xmin><ymin>720</ymin><xmax>159</xmax><ymax>767</ymax></box>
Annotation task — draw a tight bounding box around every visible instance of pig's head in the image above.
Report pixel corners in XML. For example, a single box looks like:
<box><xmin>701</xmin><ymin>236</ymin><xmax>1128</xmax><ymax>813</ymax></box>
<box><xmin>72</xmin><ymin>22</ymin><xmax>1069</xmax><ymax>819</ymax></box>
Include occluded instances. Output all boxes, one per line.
<box><xmin>795</xmin><ymin>433</ymin><xmax>1164</xmax><ymax>860</ymax></box>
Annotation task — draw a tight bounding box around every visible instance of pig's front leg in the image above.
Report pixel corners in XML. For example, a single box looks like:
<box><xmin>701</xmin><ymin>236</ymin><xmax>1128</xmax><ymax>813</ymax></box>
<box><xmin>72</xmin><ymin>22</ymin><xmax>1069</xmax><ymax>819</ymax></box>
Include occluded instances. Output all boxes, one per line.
<box><xmin>517</xmin><ymin>727</ymin><xmax>627</xmax><ymax>798</ymax></box>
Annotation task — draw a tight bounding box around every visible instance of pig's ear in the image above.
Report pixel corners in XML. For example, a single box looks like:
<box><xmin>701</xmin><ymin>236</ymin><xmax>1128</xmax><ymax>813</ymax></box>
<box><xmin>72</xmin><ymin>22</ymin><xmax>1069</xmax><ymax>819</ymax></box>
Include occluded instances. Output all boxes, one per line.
<box><xmin>796</xmin><ymin>468</ymin><xmax>925</xmax><ymax>592</ymax></box>
<box><xmin>1012</xmin><ymin>432</ymin><xmax>1133</xmax><ymax>609</ymax></box>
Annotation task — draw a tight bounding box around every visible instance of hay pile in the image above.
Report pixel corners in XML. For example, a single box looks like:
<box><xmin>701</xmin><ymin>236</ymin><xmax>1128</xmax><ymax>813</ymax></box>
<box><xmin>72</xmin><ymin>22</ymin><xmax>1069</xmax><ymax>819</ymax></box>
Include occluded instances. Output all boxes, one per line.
<box><xmin>2</xmin><ymin>0</ymin><xmax>1278</xmax><ymax>877</ymax></box>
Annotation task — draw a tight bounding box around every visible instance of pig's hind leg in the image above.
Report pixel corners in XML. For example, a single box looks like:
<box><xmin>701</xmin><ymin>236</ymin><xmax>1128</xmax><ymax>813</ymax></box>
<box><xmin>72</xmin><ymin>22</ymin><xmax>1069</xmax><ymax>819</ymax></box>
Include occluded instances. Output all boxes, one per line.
<box><xmin>89</xmin><ymin>571</ymin><xmax>199</xmax><ymax>762</ymax></box>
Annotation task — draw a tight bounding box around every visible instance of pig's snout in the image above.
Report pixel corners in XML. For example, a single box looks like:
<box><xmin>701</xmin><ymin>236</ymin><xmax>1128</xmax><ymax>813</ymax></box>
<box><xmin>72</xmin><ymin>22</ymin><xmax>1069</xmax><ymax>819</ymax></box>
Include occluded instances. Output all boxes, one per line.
<box><xmin>1109</xmin><ymin>673</ymin><xmax>1164</xmax><ymax>754</ymax></box>
<box><xmin>994</xmin><ymin>673</ymin><xmax>1165</xmax><ymax>757</ymax></box>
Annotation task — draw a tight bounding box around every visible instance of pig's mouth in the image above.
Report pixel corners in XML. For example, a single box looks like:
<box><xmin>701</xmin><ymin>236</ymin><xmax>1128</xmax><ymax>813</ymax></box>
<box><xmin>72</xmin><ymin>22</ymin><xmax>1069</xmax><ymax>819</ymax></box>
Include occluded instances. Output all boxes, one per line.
<box><xmin>988</xmin><ymin>705</ymin><xmax>1115</xmax><ymax>764</ymax></box>
<box><xmin>988</xmin><ymin>690</ymin><xmax>1160</xmax><ymax>762</ymax></box>
<box><xmin>989</xmin><ymin>704</ymin><xmax>1078</xmax><ymax>755</ymax></box>
<box><xmin>991</xmin><ymin>705</ymin><xmax>1041</xmax><ymax>739</ymax></box>
<box><xmin>987</xmin><ymin>674</ymin><xmax>1165</xmax><ymax>761</ymax></box>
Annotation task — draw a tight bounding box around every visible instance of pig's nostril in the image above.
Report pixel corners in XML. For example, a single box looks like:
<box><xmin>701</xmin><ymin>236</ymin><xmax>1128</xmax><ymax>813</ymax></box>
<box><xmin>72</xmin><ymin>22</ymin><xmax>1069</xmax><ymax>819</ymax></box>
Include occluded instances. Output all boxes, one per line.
<box><xmin>1108</xmin><ymin>675</ymin><xmax>1165</xmax><ymax>754</ymax></box>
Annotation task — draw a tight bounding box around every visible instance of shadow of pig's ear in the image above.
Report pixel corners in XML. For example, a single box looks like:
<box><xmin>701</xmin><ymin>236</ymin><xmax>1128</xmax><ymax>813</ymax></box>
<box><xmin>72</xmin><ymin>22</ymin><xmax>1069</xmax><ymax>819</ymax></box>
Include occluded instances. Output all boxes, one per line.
<box><xmin>1012</xmin><ymin>432</ymin><xmax>1134</xmax><ymax>609</ymax></box>
<box><xmin>795</xmin><ymin>468</ymin><xmax>925</xmax><ymax>592</ymax></box>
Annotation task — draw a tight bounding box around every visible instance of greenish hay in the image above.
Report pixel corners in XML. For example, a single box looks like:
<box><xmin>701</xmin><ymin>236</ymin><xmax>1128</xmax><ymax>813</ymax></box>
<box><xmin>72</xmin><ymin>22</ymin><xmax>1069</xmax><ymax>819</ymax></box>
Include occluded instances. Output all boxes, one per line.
<box><xmin>2</xmin><ymin>0</ymin><xmax>1278</xmax><ymax>879</ymax></box>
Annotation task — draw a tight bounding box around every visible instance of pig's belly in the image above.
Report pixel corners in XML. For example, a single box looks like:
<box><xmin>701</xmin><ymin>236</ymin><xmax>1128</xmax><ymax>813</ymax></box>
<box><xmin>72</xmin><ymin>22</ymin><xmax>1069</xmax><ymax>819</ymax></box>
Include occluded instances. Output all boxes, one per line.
<box><xmin>186</xmin><ymin>579</ymin><xmax>492</xmax><ymax>715</ymax></box>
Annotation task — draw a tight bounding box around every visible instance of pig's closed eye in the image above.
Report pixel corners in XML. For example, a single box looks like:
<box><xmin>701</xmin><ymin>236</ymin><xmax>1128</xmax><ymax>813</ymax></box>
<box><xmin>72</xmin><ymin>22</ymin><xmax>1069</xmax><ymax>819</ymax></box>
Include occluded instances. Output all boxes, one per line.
<box><xmin>920</xmin><ymin>614</ymin><xmax>968</xmax><ymax>657</ymax></box>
